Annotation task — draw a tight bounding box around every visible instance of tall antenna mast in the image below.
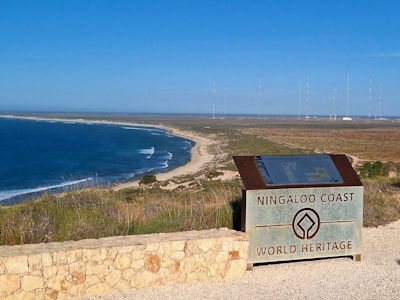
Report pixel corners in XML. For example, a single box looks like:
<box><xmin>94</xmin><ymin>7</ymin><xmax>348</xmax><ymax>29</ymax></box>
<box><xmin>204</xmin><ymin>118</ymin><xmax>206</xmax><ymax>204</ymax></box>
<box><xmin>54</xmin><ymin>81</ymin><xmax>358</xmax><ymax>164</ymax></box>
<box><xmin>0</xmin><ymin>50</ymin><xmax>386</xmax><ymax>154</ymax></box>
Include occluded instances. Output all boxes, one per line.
<box><xmin>331</xmin><ymin>88</ymin><xmax>337</xmax><ymax>120</ymax></box>
<box><xmin>346</xmin><ymin>73</ymin><xmax>349</xmax><ymax>118</ymax></box>
<box><xmin>306</xmin><ymin>71</ymin><xmax>309</xmax><ymax>118</ymax></box>
<box><xmin>213</xmin><ymin>78</ymin><xmax>215</xmax><ymax>119</ymax></box>
<box><xmin>369</xmin><ymin>75</ymin><xmax>372</xmax><ymax>120</ymax></box>
<box><xmin>379</xmin><ymin>80</ymin><xmax>381</xmax><ymax>119</ymax></box>
<box><xmin>258</xmin><ymin>76</ymin><xmax>261</xmax><ymax>119</ymax></box>
<box><xmin>299</xmin><ymin>80</ymin><xmax>301</xmax><ymax>119</ymax></box>
<box><xmin>224</xmin><ymin>85</ymin><xmax>226</xmax><ymax>118</ymax></box>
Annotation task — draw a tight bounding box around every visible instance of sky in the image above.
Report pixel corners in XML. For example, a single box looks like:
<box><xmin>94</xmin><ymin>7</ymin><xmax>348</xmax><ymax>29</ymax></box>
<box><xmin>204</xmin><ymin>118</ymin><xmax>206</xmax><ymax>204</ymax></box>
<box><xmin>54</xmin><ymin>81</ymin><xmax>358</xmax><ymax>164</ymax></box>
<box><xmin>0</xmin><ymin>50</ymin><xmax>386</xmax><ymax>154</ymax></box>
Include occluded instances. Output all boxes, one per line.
<box><xmin>1</xmin><ymin>0</ymin><xmax>399</xmax><ymax>117</ymax></box>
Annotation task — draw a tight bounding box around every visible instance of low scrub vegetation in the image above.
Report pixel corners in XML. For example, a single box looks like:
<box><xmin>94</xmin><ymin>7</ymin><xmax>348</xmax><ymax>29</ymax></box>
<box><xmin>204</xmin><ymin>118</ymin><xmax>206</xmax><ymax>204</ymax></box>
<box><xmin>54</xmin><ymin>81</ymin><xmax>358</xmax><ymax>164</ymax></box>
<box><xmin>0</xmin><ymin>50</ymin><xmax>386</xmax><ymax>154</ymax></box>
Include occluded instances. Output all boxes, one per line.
<box><xmin>0</xmin><ymin>183</ymin><xmax>242</xmax><ymax>246</ymax></box>
<box><xmin>362</xmin><ymin>177</ymin><xmax>400</xmax><ymax>227</ymax></box>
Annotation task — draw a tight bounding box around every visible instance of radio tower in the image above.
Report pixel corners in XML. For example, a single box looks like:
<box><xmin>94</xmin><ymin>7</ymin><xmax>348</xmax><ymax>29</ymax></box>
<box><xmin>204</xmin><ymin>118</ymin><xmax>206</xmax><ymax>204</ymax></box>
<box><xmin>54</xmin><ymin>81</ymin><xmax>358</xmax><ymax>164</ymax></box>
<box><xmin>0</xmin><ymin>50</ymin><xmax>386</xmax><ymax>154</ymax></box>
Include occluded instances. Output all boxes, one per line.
<box><xmin>369</xmin><ymin>75</ymin><xmax>372</xmax><ymax>120</ymax></box>
<box><xmin>346</xmin><ymin>73</ymin><xmax>349</xmax><ymax>118</ymax></box>
<box><xmin>299</xmin><ymin>80</ymin><xmax>301</xmax><ymax>119</ymax></box>
<box><xmin>213</xmin><ymin>78</ymin><xmax>215</xmax><ymax>119</ymax></box>
<box><xmin>379</xmin><ymin>80</ymin><xmax>382</xmax><ymax>118</ymax></box>
<box><xmin>331</xmin><ymin>88</ymin><xmax>337</xmax><ymax>120</ymax></box>
<box><xmin>306</xmin><ymin>71</ymin><xmax>309</xmax><ymax>118</ymax></box>
<box><xmin>258</xmin><ymin>76</ymin><xmax>261</xmax><ymax>119</ymax></box>
<box><xmin>224</xmin><ymin>85</ymin><xmax>226</xmax><ymax>118</ymax></box>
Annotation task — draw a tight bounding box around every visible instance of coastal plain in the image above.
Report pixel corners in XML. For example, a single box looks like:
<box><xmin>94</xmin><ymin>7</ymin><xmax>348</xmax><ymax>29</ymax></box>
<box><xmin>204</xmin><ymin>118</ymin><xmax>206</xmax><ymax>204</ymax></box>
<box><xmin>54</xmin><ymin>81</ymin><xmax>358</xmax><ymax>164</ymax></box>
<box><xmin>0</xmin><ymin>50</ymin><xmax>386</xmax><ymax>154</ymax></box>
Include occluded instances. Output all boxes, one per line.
<box><xmin>1</xmin><ymin>113</ymin><xmax>400</xmax><ymax>299</ymax></box>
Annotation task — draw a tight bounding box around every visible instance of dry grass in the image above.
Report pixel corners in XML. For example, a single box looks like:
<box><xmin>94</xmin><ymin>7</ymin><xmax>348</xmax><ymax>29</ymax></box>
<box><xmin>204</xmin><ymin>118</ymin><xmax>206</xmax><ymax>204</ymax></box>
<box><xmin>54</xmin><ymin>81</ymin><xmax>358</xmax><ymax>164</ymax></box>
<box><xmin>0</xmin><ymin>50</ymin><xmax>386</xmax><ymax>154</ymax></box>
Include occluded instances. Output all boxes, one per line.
<box><xmin>0</xmin><ymin>184</ymin><xmax>242</xmax><ymax>246</ymax></box>
<box><xmin>246</xmin><ymin>121</ymin><xmax>400</xmax><ymax>162</ymax></box>
<box><xmin>362</xmin><ymin>177</ymin><xmax>400</xmax><ymax>227</ymax></box>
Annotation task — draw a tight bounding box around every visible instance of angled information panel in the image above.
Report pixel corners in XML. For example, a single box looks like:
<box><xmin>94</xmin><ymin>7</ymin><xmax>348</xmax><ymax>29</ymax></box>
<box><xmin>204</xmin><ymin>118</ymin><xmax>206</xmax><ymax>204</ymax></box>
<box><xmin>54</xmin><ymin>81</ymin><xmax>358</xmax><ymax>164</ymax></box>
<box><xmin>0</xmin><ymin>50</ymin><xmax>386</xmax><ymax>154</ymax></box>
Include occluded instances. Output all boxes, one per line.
<box><xmin>234</xmin><ymin>154</ymin><xmax>363</xmax><ymax>264</ymax></box>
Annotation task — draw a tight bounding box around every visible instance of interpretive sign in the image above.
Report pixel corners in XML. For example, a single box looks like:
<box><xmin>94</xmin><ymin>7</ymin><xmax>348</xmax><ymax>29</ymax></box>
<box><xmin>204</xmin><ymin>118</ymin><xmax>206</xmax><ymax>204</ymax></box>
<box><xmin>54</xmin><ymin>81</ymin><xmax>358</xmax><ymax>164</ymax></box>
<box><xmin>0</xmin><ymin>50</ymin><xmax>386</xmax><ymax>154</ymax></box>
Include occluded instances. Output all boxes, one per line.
<box><xmin>233</xmin><ymin>154</ymin><xmax>363</xmax><ymax>264</ymax></box>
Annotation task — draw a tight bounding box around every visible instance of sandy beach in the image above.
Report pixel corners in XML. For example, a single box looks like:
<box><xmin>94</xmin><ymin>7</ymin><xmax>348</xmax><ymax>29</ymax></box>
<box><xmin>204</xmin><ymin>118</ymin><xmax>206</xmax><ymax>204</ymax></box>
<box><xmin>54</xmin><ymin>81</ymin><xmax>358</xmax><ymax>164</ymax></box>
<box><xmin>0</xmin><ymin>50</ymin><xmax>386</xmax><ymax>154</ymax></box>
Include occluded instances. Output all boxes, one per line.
<box><xmin>0</xmin><ymin>115</ymin><xmax>214</xmax><ymax>190</ymax></box>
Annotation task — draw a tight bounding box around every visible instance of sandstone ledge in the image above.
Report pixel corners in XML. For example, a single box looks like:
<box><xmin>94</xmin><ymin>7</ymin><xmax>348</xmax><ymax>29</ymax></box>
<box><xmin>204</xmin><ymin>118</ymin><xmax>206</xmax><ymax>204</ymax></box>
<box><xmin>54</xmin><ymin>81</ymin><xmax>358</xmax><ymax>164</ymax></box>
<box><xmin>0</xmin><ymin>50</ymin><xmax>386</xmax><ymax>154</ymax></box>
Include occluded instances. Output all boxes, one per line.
<box><xmin>0</xmin><ymin>228</ymin><xmax>249</xmax><ymax>299</ymax></box>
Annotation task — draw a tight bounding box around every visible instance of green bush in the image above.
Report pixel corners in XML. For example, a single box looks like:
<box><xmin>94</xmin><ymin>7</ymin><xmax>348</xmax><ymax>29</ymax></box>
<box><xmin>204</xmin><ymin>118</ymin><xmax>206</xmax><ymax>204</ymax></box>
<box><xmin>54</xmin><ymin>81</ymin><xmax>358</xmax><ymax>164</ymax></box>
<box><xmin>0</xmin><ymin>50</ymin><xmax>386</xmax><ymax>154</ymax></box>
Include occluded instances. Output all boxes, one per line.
<box><xmin>139</xmin><ymin>174</ymin><xmax>157</xmax><ymax>185</ymax></box>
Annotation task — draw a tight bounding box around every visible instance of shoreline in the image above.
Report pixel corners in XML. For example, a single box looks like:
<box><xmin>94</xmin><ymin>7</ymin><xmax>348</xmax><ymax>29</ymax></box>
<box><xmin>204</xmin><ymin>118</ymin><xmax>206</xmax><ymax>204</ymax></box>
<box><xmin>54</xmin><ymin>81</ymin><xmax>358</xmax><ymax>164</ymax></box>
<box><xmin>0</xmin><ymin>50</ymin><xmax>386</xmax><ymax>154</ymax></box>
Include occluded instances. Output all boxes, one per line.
<box><xmin>0</xmin><ymin>114</ymin><xmax>214</xmax><ymax>192</ymax></box>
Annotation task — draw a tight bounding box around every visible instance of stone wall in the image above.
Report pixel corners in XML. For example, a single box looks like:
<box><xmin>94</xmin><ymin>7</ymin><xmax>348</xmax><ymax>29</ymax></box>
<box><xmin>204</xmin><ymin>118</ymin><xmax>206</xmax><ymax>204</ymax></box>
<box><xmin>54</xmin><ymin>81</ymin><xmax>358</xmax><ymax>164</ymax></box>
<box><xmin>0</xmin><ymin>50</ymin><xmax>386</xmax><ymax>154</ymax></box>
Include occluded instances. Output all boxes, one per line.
<box><xmin>0</xmin><ymin>228</ymin><xmax>248</xmax><ymax>299</ymax></box>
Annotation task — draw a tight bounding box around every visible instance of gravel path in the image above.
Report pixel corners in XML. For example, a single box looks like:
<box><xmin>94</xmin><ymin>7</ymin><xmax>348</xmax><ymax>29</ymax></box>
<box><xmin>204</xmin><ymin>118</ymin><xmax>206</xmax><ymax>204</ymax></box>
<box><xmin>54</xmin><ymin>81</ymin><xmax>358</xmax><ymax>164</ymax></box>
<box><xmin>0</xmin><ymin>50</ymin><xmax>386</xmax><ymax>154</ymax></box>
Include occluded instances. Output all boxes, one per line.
<box><xmin>77</xmin><ymin>220</ymin><xmax>400</xmax><ymax>300</ymax></box>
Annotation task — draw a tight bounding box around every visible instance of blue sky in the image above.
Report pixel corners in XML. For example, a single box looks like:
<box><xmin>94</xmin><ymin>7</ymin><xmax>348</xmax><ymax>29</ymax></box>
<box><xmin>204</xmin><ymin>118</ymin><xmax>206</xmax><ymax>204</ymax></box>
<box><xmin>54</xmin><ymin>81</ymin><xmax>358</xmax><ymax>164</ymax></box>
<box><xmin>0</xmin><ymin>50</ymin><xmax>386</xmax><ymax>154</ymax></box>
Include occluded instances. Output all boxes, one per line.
<box><xmin>1</xmin><ymin>1</ymin><xmax>399</xmax><ymax>117</ymax></box>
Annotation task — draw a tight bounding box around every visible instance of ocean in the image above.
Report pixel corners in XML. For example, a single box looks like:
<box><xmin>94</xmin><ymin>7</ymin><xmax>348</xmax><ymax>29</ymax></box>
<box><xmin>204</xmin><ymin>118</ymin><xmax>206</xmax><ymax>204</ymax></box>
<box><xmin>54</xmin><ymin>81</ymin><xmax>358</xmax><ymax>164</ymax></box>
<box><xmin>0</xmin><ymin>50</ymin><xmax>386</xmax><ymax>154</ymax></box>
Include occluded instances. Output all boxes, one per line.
<box><xmin>0</xmin><ymin>118</ymin><xmax>194</xmax><ymax>204</ymax></box>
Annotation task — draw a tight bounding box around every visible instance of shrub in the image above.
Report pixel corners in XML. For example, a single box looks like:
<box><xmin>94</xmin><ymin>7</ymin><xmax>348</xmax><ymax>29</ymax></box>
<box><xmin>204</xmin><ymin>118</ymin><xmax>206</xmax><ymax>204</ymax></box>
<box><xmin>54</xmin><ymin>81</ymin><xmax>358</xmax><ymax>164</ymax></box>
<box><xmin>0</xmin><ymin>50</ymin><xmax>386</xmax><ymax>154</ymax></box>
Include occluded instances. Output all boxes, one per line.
<box><xmin>139</xmin><ymin>174</ymin><xmax>157</xmax><ymax>185</ymax></box>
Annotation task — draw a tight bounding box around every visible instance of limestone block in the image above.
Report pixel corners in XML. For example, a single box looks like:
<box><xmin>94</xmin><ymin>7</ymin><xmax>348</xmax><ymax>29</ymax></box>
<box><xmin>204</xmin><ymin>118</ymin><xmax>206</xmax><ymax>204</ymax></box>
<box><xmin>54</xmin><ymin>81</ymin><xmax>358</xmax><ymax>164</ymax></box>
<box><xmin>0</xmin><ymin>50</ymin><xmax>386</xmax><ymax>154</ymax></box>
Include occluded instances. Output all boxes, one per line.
<box><xmin>67</xmin><ymin>250</ymin><xmax>82</xmax><ymax>263</ymax></box>
<box><xmin>21</xmin><ymin>275</ymin><xmax>45</xmax><ymax>292</ymax></box>
<box><xmin>145</xmin><ymin>243</ymin><xmax>160</xmax><ymax>252</ymax></box>
<box><xmin>27</xmin><ymin>254</ymin><xmax>42</xmax><ymax>274</ymax></box>
<box><xmin>45</xmin><ymin>290</ymin><xmax>58</xmax><ymax>300</ymax></box>
<box><xmin>68</xmin><ymin>283</ymin><xmax>86</xmax><ymax>297</ymax></box>
<box><xmin>92</xmin><ymin>264</ymin><xmax>109</xmax><ymax>277</ymax></box>
<box><xmin>180</xmin><ymin>255</ymin><xmax>196</xmax><ymax>275</ymax></box>
<box><xmin>169</xmin><ymin>251</ymin><xmax>185</xmax><ymax>261</ymax></box>
<box><xmin>197</xmin><ymin>272</ymin><xmax>208</xmax><ymax>282</ymax></box>
<box><xmin>88</xmin><ymin>249</ymin><xmax>102</xmax><ymax>262</ymax></box>
<box><xmin>100</xmin><ymin>248</ymin><xmax>107</xmax><ymax>260</ymax></box>
<box><xmin>184</xmin><ymin>240</ymin><xmax>197</xmax><ymax>256</ymax></box>
<box><xmin>34</xmin><ymin>288</ymin><xmax>46</xmax><ymax>300</ymax></box>
<box><xmin>160</xmin><ymin>257</ymin><xmax>173</xmax><ymax>268</ymax></box>
<box><xmin>239</xmin><ymin>241</ymin><xmax>249</xmax><ymax>259</ymax></box>
<box><xmin>106</xmin><ymin>269</ymin><xmax>121</xmax><ymax>286</ymax></box>
<box><xmin>158</xmin><ymin>267</ymin><xmax>169</xmax><ymax>279</ymax></box>
<box><xmin>71</xmin><ymin>272</ymin><xmax>85</xmax><ymax>285</ymax></box>
<box><xmin>144</xmin><ymin>253</ymin><xmax>160</xmax><ymax>273</ymax></box>
<box><xmin>0</xmin><ymin>258</ymin><xmax>5</xmax><ymax>275</ymax></box>
<box><xmin>165</xmin><ymin>272</ymin><xmax>186</xmax><ymax>285</ymax></box>
<box><xmin>82</xmin><ymin>249</ymin><xmax>101</xmax><ymax>262</ymax></box>
<box><xmin>197</xmin><ymin>239</ymin><xmax>214</xmax><ymax>253</ymax></box>
<box><xmin>186</xmin><ymin>272</ymin><xmax>198</xmax><ymax>282</ymax></box>
<box><xmin>114</xmin><ymin>254</ymin><xmax>131</xmax><ymax>270</ymax></box>
<box><xmin>207</xmin><ymin>263</ymin><xmax>218</xmax><ymax>278</ymax></box>
<box><xmin>57</xmin><ymin>265</ymin><xmax>69</xmax><ymax>277</ymax></box>
<box><xmin>205</xmin><ymin>251</ymin><xmax>216</xmax><ymax>265</ymax></box>
<box><xmin>170</xmin><ymin>241</ymin><xmax>185</xmax><ymax>252</ymax></box>
<box><xmin>5</xmin><ymin>256</ymin><xmax>28</xmax><ymax>274</ymax></box>
<box><xmin>106</xmin><ymin>248</ymin><xmax>118</xmax><ymax>260</ymax></box>
<box><xmin>229</xmin><ymin>251</ymin><xmax>240</xmax><ymax>260</ymax></box>
<box><xmin>218</xmin><ymin>261</ymin><xmax>231</xmax><ymax>277</ymax></box>
<box><xmin>102</xmin><ymin>259</ymin><xmax>114</xmax><ymax>266</ymax></box>
<box><xmin>53</xmin><ymin>252</ymin><xmax>67</xmax><ymax>266</ymax></box>
<box><xmin>132</xmin><ymin>269</ymin><xmax>158</xmax><ymax>288</ymax></box>
<box><xmin>57</xmin><ymin>292</ymin><xmax>69</xmax><ymax>299</ymax></box>
<box><xmin>215</xmin><ymin>252</ymin><xmax>229</xmax><ymax>264</ymax></box>
<box><xmin>122</xmin><ymin>269</ymin><xmax>136</xmax><ymax>281</ymax></box>
<box><xmin>69</xmin><ymin>261</ymin><xmax>86</xmax><ymax>274</ymax></box>
<box><xmin>114</xmin><ymin>279</ymin><xmax>130</xmax><ymax>291</ymax></box>
<box><xmin>130</xmin><ymin>259</ymin><xmax>144</xmax><ymax>271</ymax></box>
<box><xmin>47</xmin><ymin>275</ymin><xmax>69</xmax><ymax>291</ymax></box>
<box><xmin>222</xmin><ymin>238</ymin><xmax>233</xmax><ymax>252</ymax></box>
<box><xmin>168</xmin><ymin>261</ymin><xmax>180</xmax><ymax>274</ymax></box>
<box><xmin>86</xmin><ymin>282</ymin><xmax>113</xmax><ymax>295</ymax></box>
<box><xmin>160</xmin><ymin>242</ymin><xmax>171</xmax><ymax>258</ymax></box>
<box><xmin>43</xmin><ymin>266</ymin><xmax>58</xmax><ymax>279</ymax></box>
<box><xmin>224</xmin><ymin>259</ymin><xmax>247</xmax><ymax>279</ymax></box>
<box><xmin>0</xmin><ymin>274</ymin><xmax>21</xmax><ymax>293</ymax></box>
<box><xmin>233</xmin><ymin>241</ymin><xmax>240</xmax><ymax>251</ymax></box>
<box><xmin>118</xmin><ymin>246</ymin><xmax>133</xmax><ymax>254</ymax></box>
<box><xmin>86</xmin><ymin>264</ymin><xmax>93</xmax><ymax>276</ymax></box>
<box><xmin>131</xmin><ymin>250</ymin><xmax>143</xmax><ymax>261</ymax></box>
<box><xmin>6</xmin><ymin>290</ymin><xmax>35</xmax><ymax>300</ymax></box>
<box><xmin>132</xmin><ymin>244</ymin><xmax>147</xmax><ymax>251</ymax></box>
<box><xmin>85</xmin><ymin>275</ymin><xmax>101</xmax><ymax>287</ymax></box>
<box><xmin>41</xmin><ymin>253</ymin><xmax>52</xmax><ymax>267</ymax></box>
